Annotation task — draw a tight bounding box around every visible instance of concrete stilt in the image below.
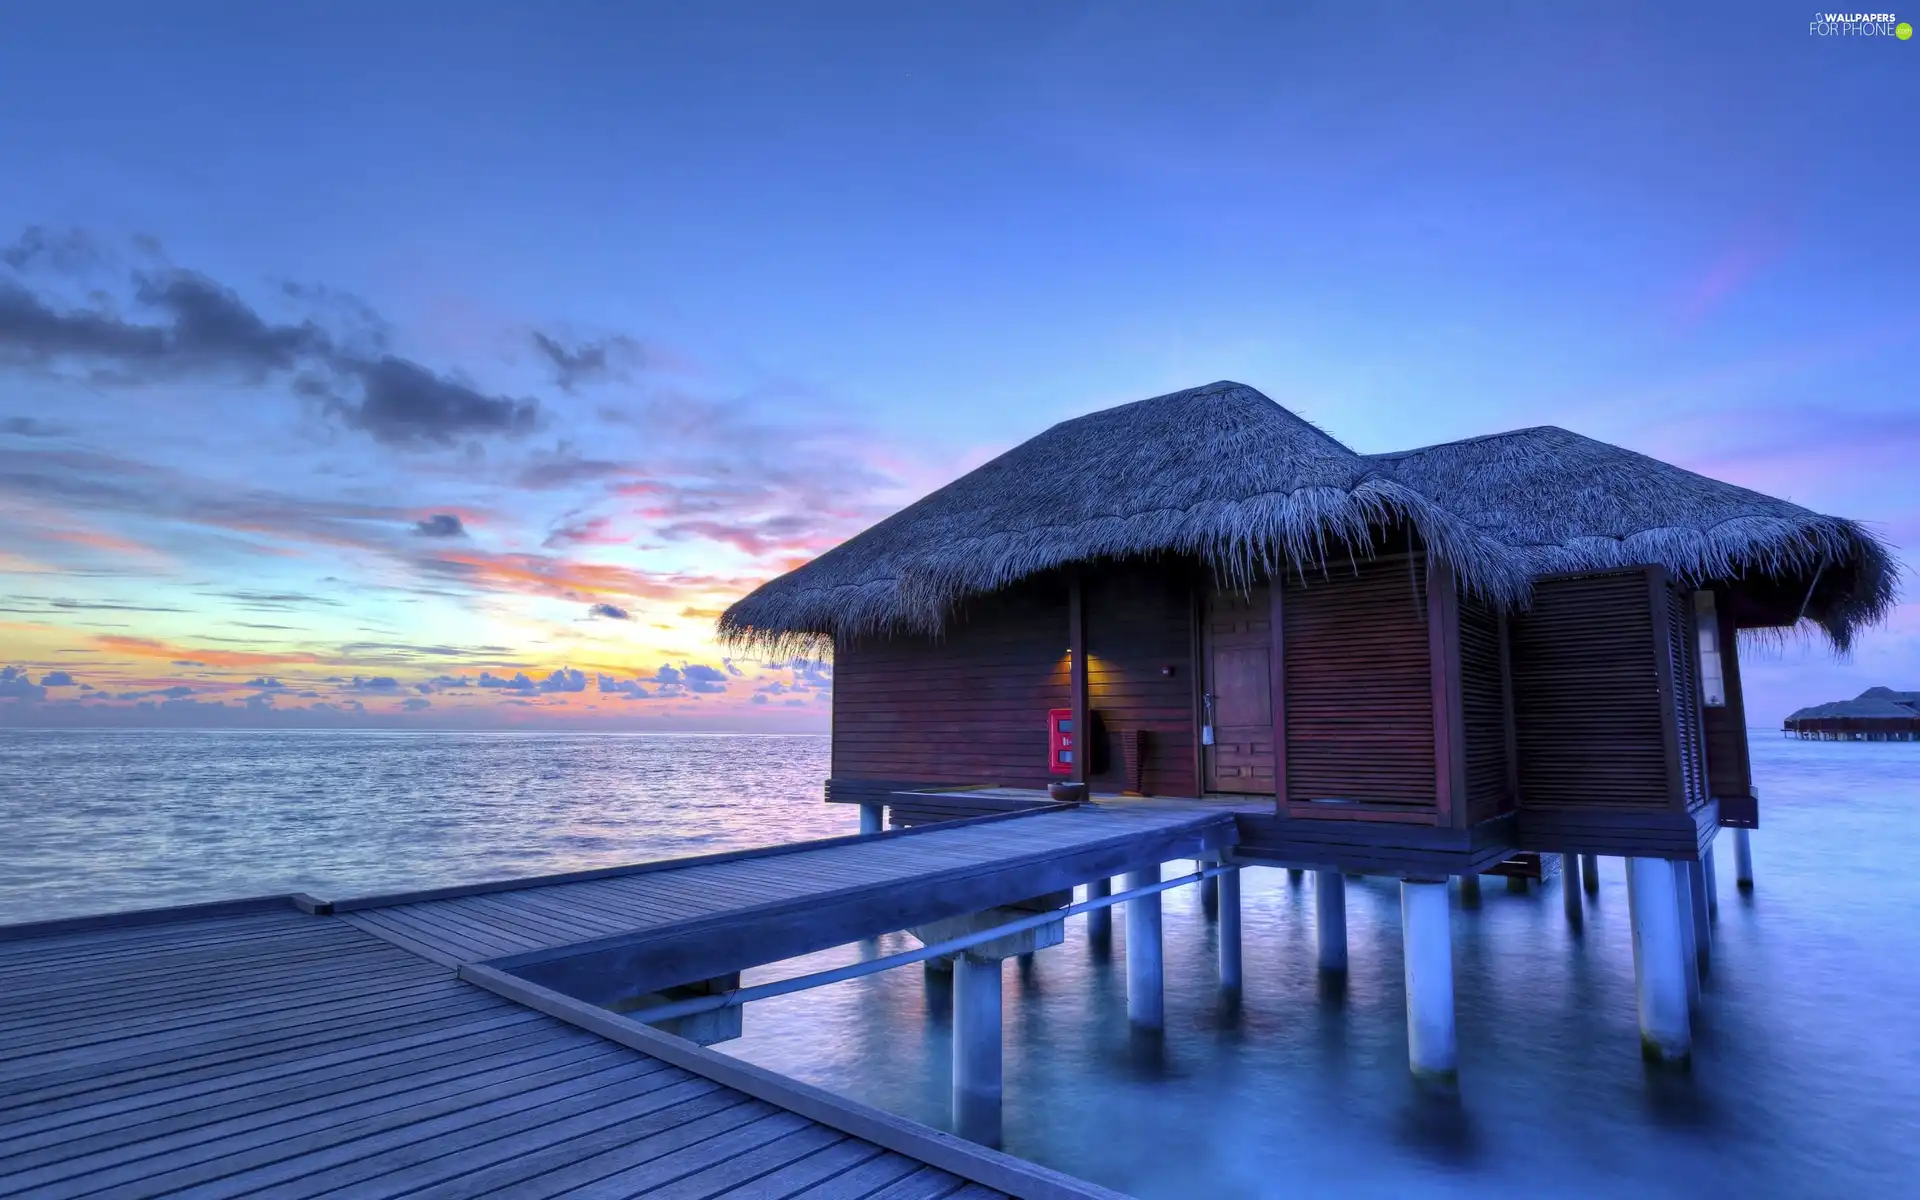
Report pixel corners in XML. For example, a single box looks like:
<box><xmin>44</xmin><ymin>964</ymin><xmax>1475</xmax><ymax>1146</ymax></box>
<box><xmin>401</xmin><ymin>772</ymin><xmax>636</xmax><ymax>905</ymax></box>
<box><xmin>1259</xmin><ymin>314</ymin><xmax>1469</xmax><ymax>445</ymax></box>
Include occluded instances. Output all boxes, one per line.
<box><xmin>613</xmin><ymin>972</ymin><xmax>743</xmax><ymax>1045</ymax></box>
<box><xmin>1218</xmin><ymin>866</ymin><xmax>1242</xmax><ymax>992</ymax></box>
<box><xmin>858</xmin><ymin>803</ymin><xmax>883</xmax><ymax>836</ymax></box>
<box><xmin>1562</xmin><ymin>854</ymin><xmax>1583</xmax><ymax>921</ymax></box>
<box><xmin>1315</xmin><ymin>870</ymin><xmax>1348</xmax><ymax>973</ymax></box>
<box><xmin>951</xmin><ymin>952</ymin><xmax>1003</xmax><ymax>1146</ymax></box>
<box><xmin>1733</xmin><ymin>828</ymin><xmax>1754</xmax><ymax>890</ymax></box>
<box><xmin>1085</xmin><ymin>876</ymin><xmax>1113</xmax><ymax>943</ymax></box>
<box><xmin>1400</xmin><ymin>879</ymin><xmax>1457</xmax><ymax>1080</ymax></box>
<box><xmin>1581</xmin><ymin>854</ymin><xmax>1601</xmax><ymax>895</ymax></box>
<box><xmin>1703</xmin><ymin>845</ymin><xmax>1720</xmax><ymax>920</ymax></box>
<box><xmin>1125</xmin><ymin>863</ymin><xmax>1164</xmax><ymax>1029</ymax></box>
<box><xmin>1626</xmin><ymin>856</ymin><xmax>1691</xmax><ymax>1064</ymax></box>
<box><xmin>1288</xmin><ymin>868</ymin><xmax>1304</xmax><ymax>885</ymax></box>
<box><xmin>1505</xmin><ymin>873</ymin><xmax>1530</xmax><ymax>893</ymax></box>
<box><xmin>1673</xmin><ymin>861</ymin><xmax>1701</xmax><ymax>1006</ymax></box>
<box><xmin>1686</xmin><ymin>858</ymin><xmax>1711</xmax><ymax>971</ymax></box>
<box><xmin>1198</xmin><ymin>861</ymin><xmax>1220</xmax><ymax>921</ymax></box>
<box><xmin>1458</xmin><ymin>874</ymin><xmax>1481</xmax><ymax>906</ymax></box>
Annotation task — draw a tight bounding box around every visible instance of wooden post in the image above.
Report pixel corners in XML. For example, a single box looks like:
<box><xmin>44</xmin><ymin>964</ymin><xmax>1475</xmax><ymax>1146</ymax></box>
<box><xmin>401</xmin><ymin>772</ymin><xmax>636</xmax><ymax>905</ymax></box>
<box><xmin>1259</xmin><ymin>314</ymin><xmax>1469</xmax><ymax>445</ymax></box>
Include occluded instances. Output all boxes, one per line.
<box><xmin>1627</xmin><ymin>857</ymin><xmax>1691</xmax><ymax>1063</ymax></box>
<box><xmin>1125</xmin><ymin>863</ymin><xmax>1164</xmax><ymax>1029</ymax></box>
<box><xmin>1316</xmin><ymin>870</ymin><xmax>1347</xmax><ymax>973</ymax></box>
<box><xmin>1401</xmin><ymin>878</ymin><xmax>1457</xmax><ymax>1080</ymax></box>
<box><xmin>1218</xmin><ymin>865</ymin><xmax>1242</xmax><ymax>993</ymax></box>
<box><xmin>952</xmin><ymin>952</ymin><xmax>1003</xmax><ymax>1146</ymax></box>
<box><xmin>1069</xmin><ymin>574</ymin><xmax>1088</xmax><ymax>786</ymax></box>
<box><xmin>1086</xmin><ymin>876</ymin><xmax>1112</xmax><ymax>945</ymax></box>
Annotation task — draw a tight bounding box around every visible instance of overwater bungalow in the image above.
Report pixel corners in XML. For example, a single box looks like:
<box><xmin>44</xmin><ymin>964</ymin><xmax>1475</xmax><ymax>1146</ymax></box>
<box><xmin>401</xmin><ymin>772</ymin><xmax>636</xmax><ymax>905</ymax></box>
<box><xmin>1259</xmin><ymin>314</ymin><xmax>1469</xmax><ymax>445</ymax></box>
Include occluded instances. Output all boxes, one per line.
<box><xmin>722</xmin><ymin>381</ymin><xmax>1895</xmax><ymax>1074</ymax></box>
<box><xmin>1784</xmin><ymin>687</ymin><xmax>1920</xmax><ymax>740</ymax></box>
<box><xmin>724</xmin><ymin>381</ymin><xmax>1892</xmax><ymax>859</ymax></box>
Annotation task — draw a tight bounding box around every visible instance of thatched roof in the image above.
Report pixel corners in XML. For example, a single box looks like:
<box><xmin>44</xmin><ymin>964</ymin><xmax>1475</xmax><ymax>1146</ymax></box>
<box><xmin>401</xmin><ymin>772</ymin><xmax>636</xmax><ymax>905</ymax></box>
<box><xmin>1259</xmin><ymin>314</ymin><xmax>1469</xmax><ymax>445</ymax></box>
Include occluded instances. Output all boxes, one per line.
<box><xmin>721</xmin><ymin>381</ymin><xmax>1897</xmax><ymax>655</ymax></box>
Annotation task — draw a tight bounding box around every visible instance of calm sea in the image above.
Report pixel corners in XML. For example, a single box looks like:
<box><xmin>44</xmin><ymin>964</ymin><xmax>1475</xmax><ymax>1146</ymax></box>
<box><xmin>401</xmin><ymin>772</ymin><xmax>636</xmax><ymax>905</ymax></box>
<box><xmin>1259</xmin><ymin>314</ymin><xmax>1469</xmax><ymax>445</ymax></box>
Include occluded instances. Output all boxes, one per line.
<box><xmin>2</xmin><ymin>729</ymin><xmax>1916</xmax><ymax>1197</ymax></box>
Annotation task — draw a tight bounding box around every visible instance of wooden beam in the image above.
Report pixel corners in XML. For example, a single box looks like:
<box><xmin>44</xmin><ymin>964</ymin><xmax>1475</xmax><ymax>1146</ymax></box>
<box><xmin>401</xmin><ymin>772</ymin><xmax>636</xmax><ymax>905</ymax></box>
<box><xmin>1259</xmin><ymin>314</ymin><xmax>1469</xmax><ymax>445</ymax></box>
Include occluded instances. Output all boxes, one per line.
<box><xmin>1647</xmin><ymin>567</ymin><xmax>1688</xmax><ymax>813</ymax></box>
<box><xmin>1189</xmin><ymin>580</ymin><xmax>1206</xmax><ymax>799</ymax></box>
<box><xmin>1426</xmin><ymin>559</ymin><xmax>1466</xmax><ymax>828</ymax></box>
<box><xmin>1269</xmin><ymin>576</ymin><xmax>1289</xmax><ymax>818</ymax></box>
<box><xmin>1497</xmin><ymin>608</ymin><xmax>1520</xmax><ymax>812</ymax></box>
<box><xmin>1069</xmin><ymin>572</ymin><xmax>1088</xmax><ymax>784</ymax></box>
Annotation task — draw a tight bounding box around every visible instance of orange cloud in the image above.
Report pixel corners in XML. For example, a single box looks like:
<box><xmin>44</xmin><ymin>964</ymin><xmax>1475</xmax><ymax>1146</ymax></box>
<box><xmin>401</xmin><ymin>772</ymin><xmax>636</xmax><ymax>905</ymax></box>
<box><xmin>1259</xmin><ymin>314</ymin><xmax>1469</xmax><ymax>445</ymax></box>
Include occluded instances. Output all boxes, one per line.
<box><xmin>92</xmin><ymin>635</ymin><xmax>322</xmax><ymax>669</ymax></box>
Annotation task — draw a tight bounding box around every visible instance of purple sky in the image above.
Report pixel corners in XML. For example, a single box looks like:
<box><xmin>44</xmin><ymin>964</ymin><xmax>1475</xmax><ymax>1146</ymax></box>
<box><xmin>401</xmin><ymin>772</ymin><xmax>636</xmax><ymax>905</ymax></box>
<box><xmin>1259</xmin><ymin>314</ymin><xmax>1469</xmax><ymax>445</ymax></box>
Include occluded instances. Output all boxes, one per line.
<box><xmin>1</xmin><ymin>2</ymin><xmax>1915</xmax><ymax>730</ymax></box>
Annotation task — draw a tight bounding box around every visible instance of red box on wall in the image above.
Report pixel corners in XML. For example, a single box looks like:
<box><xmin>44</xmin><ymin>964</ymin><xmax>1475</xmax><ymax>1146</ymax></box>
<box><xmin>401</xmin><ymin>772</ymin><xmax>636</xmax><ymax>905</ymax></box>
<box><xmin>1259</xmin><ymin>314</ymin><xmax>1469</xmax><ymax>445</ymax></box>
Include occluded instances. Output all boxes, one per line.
<box><xmin>1048</xmin><ymin>707</ymin><xmax>1074</xmax><ymax>775</ymax></box>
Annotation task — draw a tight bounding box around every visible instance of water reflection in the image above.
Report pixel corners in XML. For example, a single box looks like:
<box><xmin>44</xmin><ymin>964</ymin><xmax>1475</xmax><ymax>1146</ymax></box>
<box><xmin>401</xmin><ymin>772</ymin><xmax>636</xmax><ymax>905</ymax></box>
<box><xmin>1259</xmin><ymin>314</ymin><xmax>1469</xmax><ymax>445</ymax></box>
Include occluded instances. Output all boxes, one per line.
<box><xmin>723</xmin><ymin>738</ymin><xmax>1920</xmax><ymax>1197</ymax></box>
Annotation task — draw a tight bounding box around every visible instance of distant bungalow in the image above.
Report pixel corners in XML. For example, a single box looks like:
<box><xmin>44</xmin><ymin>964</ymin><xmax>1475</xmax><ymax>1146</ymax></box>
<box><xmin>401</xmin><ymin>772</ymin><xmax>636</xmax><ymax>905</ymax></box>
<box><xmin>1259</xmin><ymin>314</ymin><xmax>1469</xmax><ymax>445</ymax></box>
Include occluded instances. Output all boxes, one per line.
<box><xmin>1785</xmin><ymin>687</ymin><xmax>1920</xmax><ymax>741</ymax></box>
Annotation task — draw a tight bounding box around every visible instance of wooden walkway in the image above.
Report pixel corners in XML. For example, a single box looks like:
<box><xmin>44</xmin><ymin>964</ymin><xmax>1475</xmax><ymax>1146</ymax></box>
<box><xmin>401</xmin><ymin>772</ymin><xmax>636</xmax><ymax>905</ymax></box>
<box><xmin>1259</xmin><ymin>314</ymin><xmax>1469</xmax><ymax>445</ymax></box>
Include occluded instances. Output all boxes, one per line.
<box><xmin>0</xmin><ymin>799</ymin><xmax>1244</xmax><ymax>1199</ymax></box>
<box><xmin>335</xmin><ymin>801</ymin><xmax>1240</xmax><ymax>1006</ymax></box>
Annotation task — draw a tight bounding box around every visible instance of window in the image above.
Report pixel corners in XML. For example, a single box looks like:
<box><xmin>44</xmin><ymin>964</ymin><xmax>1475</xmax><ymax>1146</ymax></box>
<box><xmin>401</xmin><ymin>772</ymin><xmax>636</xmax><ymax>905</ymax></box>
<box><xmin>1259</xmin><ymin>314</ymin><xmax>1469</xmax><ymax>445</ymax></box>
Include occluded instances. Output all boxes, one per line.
<box><xmin>1693</xmin><ymin>590</ymin><xmax>1727</xmax><ymax>707</ymax></box>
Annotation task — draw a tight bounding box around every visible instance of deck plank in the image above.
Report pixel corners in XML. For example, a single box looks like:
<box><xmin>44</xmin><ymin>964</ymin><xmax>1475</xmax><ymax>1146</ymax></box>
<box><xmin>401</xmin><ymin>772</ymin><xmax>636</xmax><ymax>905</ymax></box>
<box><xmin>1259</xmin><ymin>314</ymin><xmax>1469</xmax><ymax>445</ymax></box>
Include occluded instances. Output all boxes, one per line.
<box><xmin>0</xmin><ymin>909</ymin><xmax>1022</xmax><ymax>1200</ymax></box>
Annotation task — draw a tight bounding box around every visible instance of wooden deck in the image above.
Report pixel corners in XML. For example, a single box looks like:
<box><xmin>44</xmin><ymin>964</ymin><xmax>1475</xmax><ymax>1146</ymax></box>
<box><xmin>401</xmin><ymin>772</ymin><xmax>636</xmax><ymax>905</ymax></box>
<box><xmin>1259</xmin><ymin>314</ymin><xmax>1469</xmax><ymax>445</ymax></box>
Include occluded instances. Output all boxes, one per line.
<box><xmin>335</xmin><ymin>800</ymin><xmax>1240</xmax><ymax>1006</ymax></box>
<box><xmin>0</xmin><ymin>798</ymin><xmax>1244</xmax><ymax>1199</ymax></box>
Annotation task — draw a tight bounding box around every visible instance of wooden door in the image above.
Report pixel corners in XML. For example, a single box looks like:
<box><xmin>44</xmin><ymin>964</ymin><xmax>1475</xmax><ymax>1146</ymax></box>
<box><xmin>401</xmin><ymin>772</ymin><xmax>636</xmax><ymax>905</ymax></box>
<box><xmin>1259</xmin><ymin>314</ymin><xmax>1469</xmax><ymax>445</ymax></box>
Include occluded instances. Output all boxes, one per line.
<box><xmin>1203</xmin><ymin>585</ymin><xmax>1277</xmax><ymax>794</ymax></box>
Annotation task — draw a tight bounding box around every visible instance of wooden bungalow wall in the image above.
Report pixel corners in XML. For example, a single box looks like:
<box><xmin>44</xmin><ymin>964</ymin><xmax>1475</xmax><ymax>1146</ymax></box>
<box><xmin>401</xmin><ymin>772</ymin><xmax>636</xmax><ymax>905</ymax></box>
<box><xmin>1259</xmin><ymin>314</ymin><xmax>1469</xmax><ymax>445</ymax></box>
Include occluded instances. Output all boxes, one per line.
<box><xmin>1279</xmin><ymin>555</ymin><xmax>1438</xmax><ymax>819</ymax></box>
<box><xmin>1458</xmin><ymin>595</ymin><xmax>1515</xmax><ymax>825</ymax></box>
<box><xmin>1083</xmin><ymin>563</ymin><xmax>1199</xmax><ymax>797</ymax></box>
<box><xmin>829</xmin><ymin>577</ymin><xmax>1071</xmax><ymax>817</ymax></box>
<box><xmin>1508</xmin><ymin>568</ymin><xmax>1717</xmax><ymax>858</ymax></box>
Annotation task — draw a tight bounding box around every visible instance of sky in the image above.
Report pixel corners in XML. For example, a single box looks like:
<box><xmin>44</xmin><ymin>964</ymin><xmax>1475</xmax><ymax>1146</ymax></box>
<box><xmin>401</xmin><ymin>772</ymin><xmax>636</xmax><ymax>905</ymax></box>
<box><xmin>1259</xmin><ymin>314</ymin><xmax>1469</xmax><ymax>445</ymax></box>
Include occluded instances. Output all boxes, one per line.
<box><xmin>1</xmin><ymin>2</ymin><xmax>1915</xmax><ymax>731</ymax></box>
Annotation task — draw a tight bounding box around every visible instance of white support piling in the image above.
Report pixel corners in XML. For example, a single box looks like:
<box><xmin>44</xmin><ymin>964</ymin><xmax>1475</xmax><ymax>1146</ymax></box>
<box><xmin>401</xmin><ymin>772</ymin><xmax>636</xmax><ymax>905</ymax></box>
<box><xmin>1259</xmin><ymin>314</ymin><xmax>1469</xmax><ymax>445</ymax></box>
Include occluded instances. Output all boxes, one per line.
<box><xmin>1703</xmin><ymin>844</ymin><xmax>1720</xmax><ymax>920</ymax></box>
<box><xmin>1400</xmin><ymin>879</ymin><xmax>1457</xmax><ymax>1080</ymax></box>
<box><xmin>951</xmin><ymin>952</ymin><xmax>1003</xmax><ymax>1146</ymax></box>
<box><xmin>1581</xmin><ymin>854</ymin><xmax>1601</xmax><ymax>895</ymax></box>
<box><xmin>858</xmin><ymin>803</ymin><xmax>883</xmax><ymax>836</ymax></box>
<box><xmin>1562</xmin><ymin>854</ymin><xmax>1583</xmax><ymax>921</ymax></box>
<box><xmin>1626</xmin><ymin>856</ymin><xmax>1692</xmax><ymax>1064</ymax></box>
<box><xmin>1198</xmin><ymin>860</ymin><xmax>1220</xmax><ymax>922</ymax></box>
<box><xmin>1458</xmin><ymin>873</ymin><xmax>1481</xmax><ymax>906</ymax></box>
<box><xmin>1085</xmin><ymin>876</ymin><xmax>1113</xmax><ymax>942</ymax></box>
<box><xmin>1125</xmin><ymin>863</ymin><xmax>1164</xmax><ymax>1029</ymax></box>
<box><xmin>1686</xmin><ymin>858</ymin><xmax>1711</xmax><ymax>971</ymax></box>
<box><xmin>1218</xmin><ymin>865</ymin><xmax>1243</xmax><ymax>992</ymax></box>
<box><xmin>1733</xmin><ymin>828</ymin><xmax>1754</xmax><ymax>890</ymax></box>
<box><xmin>1316</xmin><ymin>870</ymin><xmax>1348</xmax><ymax>973</ymax></box>
<box><xmin>1672</xmin><ymin>861</ymin><xmax>1701</xmax><ymax>1006</ymax></box>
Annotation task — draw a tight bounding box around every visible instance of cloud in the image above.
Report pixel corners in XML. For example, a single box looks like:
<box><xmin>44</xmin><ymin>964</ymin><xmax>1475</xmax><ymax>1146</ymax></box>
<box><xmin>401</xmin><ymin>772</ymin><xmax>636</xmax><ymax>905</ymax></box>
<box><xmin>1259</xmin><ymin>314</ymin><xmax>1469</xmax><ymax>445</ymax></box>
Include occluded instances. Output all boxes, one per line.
<box><xmin>2</xmin><ymin>416</ymin><xmax>67</xmax><ymax>437</ymax></box>
<box><xmin>2</xmin><ymin>226</ymin><xmax>107</xmax><ymax>274</ymax></box>
<box><xmin>751</xmin><ymin>693</ymin><xmax>769</xmax><ymax>704</ymax></box>
<box><xmin>531</xmin><ymin>331</ymin><xmax>641</xmax><ymax>392</ymax></box>
<box><xmin>538</xmin><ymin>667</ymin><xmax>587</xmax><ymax>693</ymax></box>
<box><xmin>596</xmin><ymin>673</ymin><xmax>652</xmax><ymax>699</ymax></box>
<box><xmin>245</xmin><ymin>676</ymin><xmax>284</xmax><ymax>689</ymax></box>
<box><xmin>92</xmin><ymin>634</ymin><xmax>320</xmax><ymax>668</ymax></box>
<box><xmin>0</xmin><ymin>666</ymin><xmax>47</xmax><ymax>700</ymax></box>
<box><xmin>321</xmin><ymin>356</ymin><xmax>541</xmax><ymax>447</ymax></box>
<box><xmin>348</xmin><ymin>675</ymin><xmax>401</xmax><ymax>692</ymax></box>
<box><xmin>0</xmin><ymin>233</ymin><xmax>543</xmax><ymax>449</ymax></box>
<box><xmin>40</xmin><ymin>670</ymin><xmax>75</xmax><ymax>687</ymax></box>
<box><xmin>589</xmin><ymin>602</ymin><xmax>630</xmax><ymax>620</ymax></box>
<box><xmin>412</xmin><ymin>513</ymin><xmax>466</xmax><ymax>539</ymax></box>
<box><xmin>542</xmin><ymin>512</ymin><xmax>631</xmax><ymax>548</ymax></box>
<box><xmin>517</xmin><ymin>453</ymin><xmax>628</xmax><ymax>491</ymax></box>
<box><xmin>721</xmin><ymin>658</ymin><xmax>743</xmax><ymax>677</ymax></box>
<box><xmin>478</xmin><ymin>671</ymin><xmax>538</xmax><ymax>693</ymax></box>
<box><xmin>402</xmin><ymin>697</ymin><xmax>431</xmax><ymax>711</ymax></box>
